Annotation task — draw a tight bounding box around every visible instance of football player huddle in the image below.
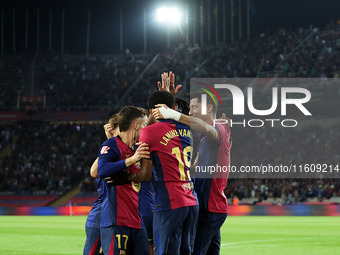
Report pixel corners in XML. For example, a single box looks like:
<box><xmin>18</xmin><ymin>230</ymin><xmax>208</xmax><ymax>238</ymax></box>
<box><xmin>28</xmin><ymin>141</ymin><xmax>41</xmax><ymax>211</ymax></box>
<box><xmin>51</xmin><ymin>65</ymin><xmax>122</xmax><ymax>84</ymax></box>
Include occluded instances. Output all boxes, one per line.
<box><xmin>83</xmin><ymin>71</ymin><xmax>232</xmax><ymax>255</ymax></box>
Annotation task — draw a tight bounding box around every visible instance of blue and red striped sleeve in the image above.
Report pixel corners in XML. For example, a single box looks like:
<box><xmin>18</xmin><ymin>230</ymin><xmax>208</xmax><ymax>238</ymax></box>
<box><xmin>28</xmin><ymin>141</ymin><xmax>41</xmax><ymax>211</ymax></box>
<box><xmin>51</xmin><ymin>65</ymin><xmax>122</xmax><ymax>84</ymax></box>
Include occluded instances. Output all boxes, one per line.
<box><xmin>98</xmin><ymin>138</ymin><xmax>127</xmax><ymax>179</ymax></box>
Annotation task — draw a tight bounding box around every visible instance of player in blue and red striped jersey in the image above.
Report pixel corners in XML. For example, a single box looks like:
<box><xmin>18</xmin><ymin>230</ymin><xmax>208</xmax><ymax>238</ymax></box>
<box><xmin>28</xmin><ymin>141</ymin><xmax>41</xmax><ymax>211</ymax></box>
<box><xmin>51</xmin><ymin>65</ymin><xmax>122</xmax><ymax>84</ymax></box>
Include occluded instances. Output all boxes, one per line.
<box><xmin>152</xmin><ymin>90</ymin><xmax>232</xmax><ymax>255</ymax></box>
<box><xmin>83</xmin><ymin>178</ymin><xmax>105</xmax><ymax>255</ymax></box>
<box><xmin>139</xmin><ymin>181</ymin><xmax>155</xmax><ymax>254</ymax></box>
<box><xmin>130</xmin><ymin>91</ymin><xmax>199</xmax><ymax>255</ymax></box>
<box><xmin>98</xmin><ymin>106</ymin><xmax>150</xmax><ymax>255</ymax></box>
<box><xmin>138</xmin><ymin>98</ymin><xmax>189</xmax><ymax>255</ymax></box>
<box><xmin>133</xmin><ymin>142</ymin><xmax>154</xmax><ymax>255</ymax></box>
<box><xmin>188</xmin><ymin>92</ymin><xmax>231</xmax><ymax>255</ymax></box>
<box><xmin>83</xmin><ymin>114</ymin><xmax>120</xmax><ymax>255</ymax></box>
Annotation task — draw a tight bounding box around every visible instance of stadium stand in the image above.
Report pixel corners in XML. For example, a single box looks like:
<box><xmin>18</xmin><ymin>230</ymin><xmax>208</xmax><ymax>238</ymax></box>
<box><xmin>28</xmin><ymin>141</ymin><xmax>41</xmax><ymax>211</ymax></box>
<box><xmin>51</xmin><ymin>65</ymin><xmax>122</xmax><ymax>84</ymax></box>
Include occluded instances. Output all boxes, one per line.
<box><xmin>0</xmin><ymin>195</ymin><xmax>58</xmax><ymax>207</ymax></box>
<box><xmin>0</xmin><ymin>122</ymin><xmax>103</xmax><ymax>197</ymax></box>
<box><xmin>1</xmin><ymin>25</ymin><xmax>340</xmax><ymax>112</ymax></box>
<box><xmin>0</xmin><ymin>56</ymin><xmax>27</xmax><ymax>109</ymax></box>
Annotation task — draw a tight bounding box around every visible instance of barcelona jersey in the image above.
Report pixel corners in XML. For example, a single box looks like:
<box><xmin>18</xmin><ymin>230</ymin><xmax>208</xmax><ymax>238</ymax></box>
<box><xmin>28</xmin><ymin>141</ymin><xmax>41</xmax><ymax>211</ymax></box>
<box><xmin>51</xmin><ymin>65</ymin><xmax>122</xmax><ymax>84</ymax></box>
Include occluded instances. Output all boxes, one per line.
<box><xmin>85</xmin><ymin>178</ymin><xmax>105</xmax><ymax>228</ymax></box>
<box><xmin>98</xmin><ymin>136</ymin><xmax>145</xmax><ymax>229</ymax></box>
<box><xmin>195</xmin><ymin>124</ymin><xmax>232</xmax><ymax>214</ymax></box>
<box><xmin>139</xmin><ymin>120</ymin><xmax>198</xmax><ymax>211</ymax></box>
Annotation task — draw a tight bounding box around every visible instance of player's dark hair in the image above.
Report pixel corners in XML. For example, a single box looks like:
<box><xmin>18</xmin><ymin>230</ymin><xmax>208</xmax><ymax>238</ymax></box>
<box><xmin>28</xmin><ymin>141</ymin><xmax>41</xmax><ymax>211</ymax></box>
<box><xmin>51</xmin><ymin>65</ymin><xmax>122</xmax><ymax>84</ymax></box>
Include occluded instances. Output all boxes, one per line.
<box><xmin>148</xmin><ymin>91</ymin><xmax>175</xmax><ymax>109</ymax></box>
<box><xmin>188</xmin><ymin>91</ymin><xmax>217</xmax><ymax>114</ymax></box>
<box><xmin>137</xmin><ymin>107</ymin><xmax>149</xmax><ymax>116</ymax></box>
<box><xmin>108</xmin><ymin>113</ymin><xmax>119</xmax><ymax>129</ymax></box>
<box><xmin>118</xmin><ymin>106</ymin><xmax>145</xmax><ymax>132</ymax></box>
<box><xmin>175</xmin><ymin>97</ymin><xmax>190</xmax><ymax>115</ymax></box>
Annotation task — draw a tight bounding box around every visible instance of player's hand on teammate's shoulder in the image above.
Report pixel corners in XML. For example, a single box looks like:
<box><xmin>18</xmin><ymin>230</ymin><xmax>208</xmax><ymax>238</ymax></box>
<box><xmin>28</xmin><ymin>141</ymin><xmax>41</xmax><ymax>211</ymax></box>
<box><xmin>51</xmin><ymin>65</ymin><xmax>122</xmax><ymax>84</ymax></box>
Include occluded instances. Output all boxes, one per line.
<box><xmin>157</xmin><ymin>71</ymin><xmax>182</xmax><ymax>96</ymax></box>
<box><xmin>151</xmin><ymin>104</ymin><xmax>168</xmax><ymax>120</ymax></box>
<box><xmin>125</xmin><ymin>142</ymin><xmax>150</xmax><ymax>168</ymax></box>
<box><xmin>104</xmin><ymin>141</ymin><xmax>151</xmax><ymax>185</ymax></box>
<box><xmin>151</xmin><ymin>108</ymin><xmax>162</xmax><ymax>120</ymax></box>
<box><xmin>155</xmin><ymin>104</ymin><xmax>168</xmax><ymax>109</ymax></box>
<box><xmin>132</xmin><ymin>142</ymin><xmax>150</xmax><ymax>161</ymax></box>
<box><xmin>152</xmin><ymin>104</ymin><xmax>181</xmax><ymax>122</ymax></box>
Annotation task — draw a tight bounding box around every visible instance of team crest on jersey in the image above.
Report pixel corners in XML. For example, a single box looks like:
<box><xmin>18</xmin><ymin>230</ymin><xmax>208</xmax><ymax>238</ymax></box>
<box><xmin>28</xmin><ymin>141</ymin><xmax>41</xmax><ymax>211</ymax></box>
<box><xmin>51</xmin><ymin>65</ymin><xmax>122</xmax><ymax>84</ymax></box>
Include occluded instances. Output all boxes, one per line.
<box><xmin>119</xmin><ymin>250</ymin><xmax>126</xmax><ymax>255</ymax></box>
<box><xmin>182</xmin><ymin>183</ymin><xmax>194</xmax><ymax>191</ymax></box>
<box><xmin>135</xmin><ymin>161</ymin><xmax>141</xmax><ymax>169</ymax></box>
<box><xmin>100</xmin><ymin>146</ymin><xmax>110</xmax><ymax>154</ymax></box>
<box><xmin>181</xmin><ymin>183</ymin><xmax>190</xmax><ymax>191</ymax></box>
<box><xmin>131</xmin><ymin>181</ymin><xmax>141</xmax><ymax>192</ymax></box>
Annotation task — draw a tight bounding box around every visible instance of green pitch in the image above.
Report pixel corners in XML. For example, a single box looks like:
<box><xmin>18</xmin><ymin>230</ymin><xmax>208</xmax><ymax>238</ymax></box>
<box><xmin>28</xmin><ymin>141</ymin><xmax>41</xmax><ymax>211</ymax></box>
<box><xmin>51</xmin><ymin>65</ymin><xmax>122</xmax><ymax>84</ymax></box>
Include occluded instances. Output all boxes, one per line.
<box><xmin>0</xmin><ymin>216</ymin><xmax>339</xmax><ymax>255</ymax></box>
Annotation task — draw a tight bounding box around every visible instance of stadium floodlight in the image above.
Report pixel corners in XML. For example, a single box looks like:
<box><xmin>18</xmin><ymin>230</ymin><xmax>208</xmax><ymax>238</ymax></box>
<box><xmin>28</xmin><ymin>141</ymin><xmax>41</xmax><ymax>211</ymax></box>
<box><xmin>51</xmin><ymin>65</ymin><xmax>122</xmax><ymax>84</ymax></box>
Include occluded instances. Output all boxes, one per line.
<box><xmin>156</xmin><ymin>7</ymin><xmax>182</xmax><ymax>24</ymax></box>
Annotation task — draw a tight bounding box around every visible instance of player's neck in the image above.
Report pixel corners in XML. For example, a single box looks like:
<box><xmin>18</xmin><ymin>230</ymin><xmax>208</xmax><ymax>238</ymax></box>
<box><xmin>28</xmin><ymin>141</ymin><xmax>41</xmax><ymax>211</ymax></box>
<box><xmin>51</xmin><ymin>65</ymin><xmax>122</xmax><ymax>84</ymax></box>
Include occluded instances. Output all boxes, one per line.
<box><xmin>203</xmin><ymin>114</ymin><xmax>216</xmax><ymax>125</ymax></box>
<box><xmin>119</xmin><ymin>131</ymin><xmax>135</xmax><ymax>148</ymax></box>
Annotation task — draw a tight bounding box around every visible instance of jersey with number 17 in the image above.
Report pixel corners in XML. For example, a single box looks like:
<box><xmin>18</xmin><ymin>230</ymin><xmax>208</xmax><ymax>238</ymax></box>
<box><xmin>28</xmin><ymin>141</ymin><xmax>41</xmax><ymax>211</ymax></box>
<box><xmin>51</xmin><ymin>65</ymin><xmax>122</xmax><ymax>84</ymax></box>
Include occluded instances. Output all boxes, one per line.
<box><xmin>139</xmin><ymin>120</ymin><xmax>198</xmax><ymax>211</ymax></box>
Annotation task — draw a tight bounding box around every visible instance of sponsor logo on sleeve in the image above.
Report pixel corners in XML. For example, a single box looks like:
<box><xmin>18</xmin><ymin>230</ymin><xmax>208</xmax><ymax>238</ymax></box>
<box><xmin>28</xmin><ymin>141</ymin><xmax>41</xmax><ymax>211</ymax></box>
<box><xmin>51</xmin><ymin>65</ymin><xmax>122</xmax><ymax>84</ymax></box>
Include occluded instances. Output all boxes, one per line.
<box><xmin>100</xmin><ymin>146</ymin><xmax>110</xmax><ymax>154</ymax></box>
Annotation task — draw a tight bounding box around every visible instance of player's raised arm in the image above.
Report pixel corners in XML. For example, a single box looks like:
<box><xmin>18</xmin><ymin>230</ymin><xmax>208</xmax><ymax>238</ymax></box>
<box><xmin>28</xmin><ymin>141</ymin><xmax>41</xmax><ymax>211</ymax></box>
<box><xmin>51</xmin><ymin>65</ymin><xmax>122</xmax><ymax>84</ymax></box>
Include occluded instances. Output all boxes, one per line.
<box><xmin>152</xmin><ymin>104</ymin><xmax>219</xmax><ymax>141</ymax></box>
<box><xmin>157</xmin><ymin>71</ymin><xmax>182</xmax><ymax>95</ymax></box>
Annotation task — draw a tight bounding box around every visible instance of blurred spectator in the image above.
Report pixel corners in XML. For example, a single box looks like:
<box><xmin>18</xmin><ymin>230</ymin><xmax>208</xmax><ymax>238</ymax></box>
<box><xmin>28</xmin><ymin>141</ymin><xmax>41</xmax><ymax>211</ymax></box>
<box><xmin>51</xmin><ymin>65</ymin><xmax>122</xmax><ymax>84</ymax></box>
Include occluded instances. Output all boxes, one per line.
<box><xmin>0</xmin><ymin>121</ymin><xmax>104</xmax><ymax>194</ymax></box>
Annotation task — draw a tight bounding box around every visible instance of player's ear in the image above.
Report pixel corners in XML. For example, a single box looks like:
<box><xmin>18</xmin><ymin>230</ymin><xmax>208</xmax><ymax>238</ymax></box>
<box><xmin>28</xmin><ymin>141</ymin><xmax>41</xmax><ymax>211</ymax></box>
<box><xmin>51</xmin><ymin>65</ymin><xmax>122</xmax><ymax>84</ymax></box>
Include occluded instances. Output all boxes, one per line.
<box><xmin>207</xmin><ymin>103</ymin><xmax>213</xmax><ymax>113</ymax></box>
<box><xmin>172</xmin><ymin>106</ymin><xmax>176</xmax><ymax>110</ymax></box>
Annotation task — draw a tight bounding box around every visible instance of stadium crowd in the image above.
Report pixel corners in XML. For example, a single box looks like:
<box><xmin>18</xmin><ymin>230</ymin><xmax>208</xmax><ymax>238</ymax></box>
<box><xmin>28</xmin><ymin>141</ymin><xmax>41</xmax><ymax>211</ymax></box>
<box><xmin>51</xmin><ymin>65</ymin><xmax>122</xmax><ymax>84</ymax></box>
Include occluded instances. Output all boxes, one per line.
<box><xmin>227</xmin><ymin>123</ymin><xmax>340</xmax><ymax>203</ymax></box>
<box><xmin>0</xmin><ymin>122</ymin><xmax>103</xmax><ymax>194</ymax></box>
<box><xmin>38</xmin><ymin>53</ymin><xmax>153</xmax><ymax>110</ymax></box>
<box><xmin>1</xmin><ymin>24</ymin><xmax>340</xmax><ymax>110</ymax></box>
<box><xmin>199</xmin><ymin>26</ymin><xmax>340</xmax><ymax>78</ymax></box>
<box><xmin>0</xmin><ymin>55</ymin><xmax>27</xmax><ymax>110</ymax></box>
<box><xmin>226</xmin><ymin>178</ymin><xmax>340</xmax><ymax>204</ymax></box>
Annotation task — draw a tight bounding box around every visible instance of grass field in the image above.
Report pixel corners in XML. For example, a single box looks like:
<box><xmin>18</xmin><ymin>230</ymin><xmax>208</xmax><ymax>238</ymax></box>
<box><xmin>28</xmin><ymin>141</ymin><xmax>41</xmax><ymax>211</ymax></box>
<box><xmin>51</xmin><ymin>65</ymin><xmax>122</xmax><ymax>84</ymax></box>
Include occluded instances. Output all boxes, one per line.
<box><xmin>0</xmin><ymin>216</ymin><xmax>340</xmax><ymax>255</ymax></box>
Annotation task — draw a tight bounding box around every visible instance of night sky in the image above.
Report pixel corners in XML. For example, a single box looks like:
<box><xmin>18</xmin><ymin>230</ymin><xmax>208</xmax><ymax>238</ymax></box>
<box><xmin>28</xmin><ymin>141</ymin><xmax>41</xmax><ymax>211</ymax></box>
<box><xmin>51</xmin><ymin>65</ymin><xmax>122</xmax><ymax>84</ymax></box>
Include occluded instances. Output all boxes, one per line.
<box><xmin>0</xmin><ymin>0</ymin><xmax>339</xmax><ymax>54</ymax></box>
